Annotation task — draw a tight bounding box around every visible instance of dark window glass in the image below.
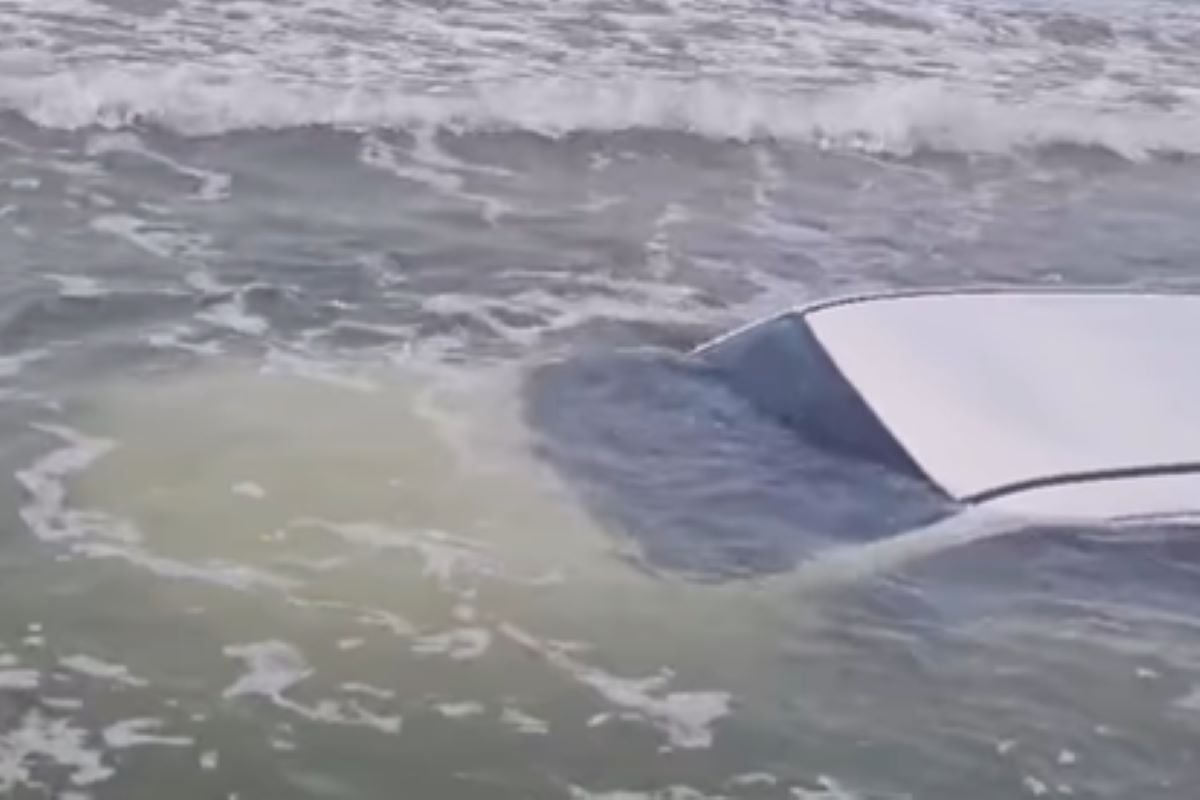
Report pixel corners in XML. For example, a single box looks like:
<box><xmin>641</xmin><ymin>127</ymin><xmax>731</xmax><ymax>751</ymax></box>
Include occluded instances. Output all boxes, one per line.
<box><xmin>696</xmin><ymin>312</ymin><xmax>932</xmax><ymax>486</ymax></box>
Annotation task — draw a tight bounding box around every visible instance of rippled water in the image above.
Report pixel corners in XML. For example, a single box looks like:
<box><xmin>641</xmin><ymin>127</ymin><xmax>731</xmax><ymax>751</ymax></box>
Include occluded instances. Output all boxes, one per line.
<box><xmin>2</xmin><ymin>0</ymin><xmax>1200</xmax><ymax>797</ymax></box>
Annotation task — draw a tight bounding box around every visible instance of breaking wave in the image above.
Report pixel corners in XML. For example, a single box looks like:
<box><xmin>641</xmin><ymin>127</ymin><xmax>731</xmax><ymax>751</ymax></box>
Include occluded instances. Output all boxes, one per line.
<box><xmin>3</xmin><ymin>68</ymin><xmax>1199</xmax><ymax>161</ymax></box>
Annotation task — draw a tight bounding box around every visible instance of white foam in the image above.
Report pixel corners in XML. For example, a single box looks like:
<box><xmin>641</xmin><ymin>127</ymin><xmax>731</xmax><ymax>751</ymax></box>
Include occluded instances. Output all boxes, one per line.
<box><xmin>0</xmin><ymin>710</ymin><xmax>113</xmax><ymax>792</ymax></box>
<box><xmin>578</xmin><ymin>671</ymin><xmax>728</xmax><ymax>751</ymax></box>
<box><xmin>340</xmin><ymin>683</ymin><xmax>395</xmax><ymax>701</ymax></box>
<box><xmin>570</xmin><ymin>787</ymin><xmax>725</xmax><ymax>800</ymax></box>
<box><xmin>144</xmin><ymin>323</ymin><xmax>223</xmax><ymax>356</ymax></box>
<box><xmin>435</xmin><ymin>701</ymin><xmax>485</xmax><ymax>719</ymax></box>
<box><xmin>43</xmin><ymin>698</ymin><xmax>84</xmax><ymax>711</ymax></box>
<box><xmin>299</xmin><ymin>520</ymin><xmax>492</xmax><ymax>590</ymax></box>
<box><xmin>45</xmin><ymin>274</ymin><xmax>109</xmax><ymax>299</ymax></box>
<box><xmin>2</xmin><ymin>69</ymin><xmax>1198</xmax><ymax>160</ymax></box>
<box><xmin>184</xmin><ymin>269</ymin><xmax>229</xmax><ymax>296</ymax></box>
<box><xmin>1023</xmin><ymin>776</ymin><xmax>1050</xmax><ymax>797</ymax></box>
<box><xmin>223</xmin><ymin>641</ymin><xmax>401</xmax><ymax>734</ymax></box>
<box><xmin>1173</xmin><ymin>686</ymin><xmax>1200</xmax><ymax>710</ymax></box>
<box><xmin>644</xmin><ymin>203</ymin><xmax>688</xmax><ymax>281</ymax></box>
<box><xmin>359</xmin><ymin>131</ymin><xmax>512</xmax><ymax>224</ymax></box>
<box><xmin>727</xmin><ymin>773</ymin><xmax>778</xmax><ymax>787</ymax></box>
<box><xmin>102</xmin><ymin>718</ymin><xmax>193</xmax><ymax>749</ymax></box>
<box><xmin>417</xmin><ymin>280</ymin><xmax>710</xmax><ymax>354</ymax></box>
<box><xmin>789</xmin><ymin>775</ymin><xmax>861</xmax><ymax>800</ymax></box>
<box><xmin>16</xmin><ymin>425</ymin><xmax>131</xmax><ymax>544</ymax></box>
<box><xmin>499</xmin><ymin>707</ymin><xmax>550</xmax><ymax>735</ymax></box>
<box><xmin>500</xmin><ymin>624</ymin><xmax>729</xmax><ymax>750</ymax></box>
<box><xmin>198</xmin><ymin>299</ymin><xmax>270</xmax><ymax>337</ymax></box>
<box><xmin>0</xmin><ymin>349</ymin><xmax>46</xmax><ymax>380</ymax></box>
<box><xmin>360</xmin><ymin>131</ymin><xmax>461</xmax><ymax>195</ymax></box>
<box><xmin>222</xmin><ymin>641</ymin><xmax>312</xmax><ymax>699</ymax></box>
<box><xmin>232</xmin><ymin>482</ymin><xmax>267</xmax><ymax>499</ymax></box>
<box><xmin>355</xmin><ymin>608</ymin><xmax>416</xmax><ymax>638</ymax></box>
<box><xmin>199</xmin><ymin>750</ymin><xmax>219</xmax><ymax>770</ymax></box>
<box><xmin>60</xmin><ymin>654</ymin><xmax>148</xmax><ymax>687</ymax></box>
<box><xmin>274</xmin><ymin>553</ymin><xmax>349</xmax><ymax>572</ymax></box>
<box><xmin>0</xmin><ymin>669</ymin><xmax>39</xmax><ymax>690</ymax></box>
<box><xmin>412</xmin><ymin>628</ymin><xmax>492</xmax><ymax>661</ymax></box>
<box><xmin>89</xmin><ymin>213</ymin><xmax>211</xmax><ymax>261</ymax></box>
<box><xmin>83</xmin><ymin>130</ymin><xmax>231</xmax><ymax>201</ymax></box>
<box><xmin>74</xmin><ymin>541</ymin><xmax>296</xmax><ymax>592</ymax></box>
<box><xmin>261</xmin><ymin>349</ymin><xmax>378</xmax><ymax>392</ymax></box>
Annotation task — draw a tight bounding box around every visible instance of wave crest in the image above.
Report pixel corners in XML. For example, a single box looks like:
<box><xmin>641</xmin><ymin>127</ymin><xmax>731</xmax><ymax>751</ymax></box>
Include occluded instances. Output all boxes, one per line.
<box><xmin>2</xmin><ymin>67</ymin><xmax>1198</xmax><ymax>160</ymax></box>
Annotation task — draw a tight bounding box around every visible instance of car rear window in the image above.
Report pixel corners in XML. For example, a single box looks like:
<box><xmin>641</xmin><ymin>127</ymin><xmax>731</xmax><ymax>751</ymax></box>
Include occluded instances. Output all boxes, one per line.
<box><xmin>695</xmin><ymin>312</ymin><xmax>933</xmax><ymax>487</ymax></box>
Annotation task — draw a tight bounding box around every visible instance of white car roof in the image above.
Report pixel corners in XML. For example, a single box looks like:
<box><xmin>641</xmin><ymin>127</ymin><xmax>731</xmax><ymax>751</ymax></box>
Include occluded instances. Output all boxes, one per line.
<box><xmin>805</xmin><ymin>290</ymin><xmax>1200</xmax><ymax>519</ymax></box>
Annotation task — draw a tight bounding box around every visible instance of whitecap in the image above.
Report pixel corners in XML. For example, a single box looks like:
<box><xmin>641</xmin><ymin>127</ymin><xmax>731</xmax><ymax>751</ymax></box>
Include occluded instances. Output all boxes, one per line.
<box><xmin>340</xmin><ymin>683</ymin><xmax>395</xmax><ymax>701</ymax></box>
<box><xmin>0</xmin><ymin>669</ymin><xmax>39</xmax><ymax>690</ymax></box>
<box><xmin>74</xmin><ymin>542</ymin><xmax>296</xmax><ymax>592</ymax></box>
<box><xmin>231</xmin><ymin>482</ymin><xmax>267</xmax><ymax>499</ymax></box>
<box><xmin>45</xmin><ymin>274</ymin><xmax>109</xmax><ymax>299</ymax></box>
<box><xmin>102</xmin><ymin>718</ymin><xmax>193</xmax><ymax>749</ymax></box>
<box><xmin>412</xmin><ymin>627</ymin><xmax>491</xmax><ymax>661</ymax></box>
<box><xmin>197</xmin><ymin>299</ymin><xmax>270</xmax><ymax>337</ymax></box>
<box><xmin>59</xmin><ymin>654</ymin><xmax>148</xmax><ymax>687</ymax></box>
<box><xmin>0</xmin><ymin>710</ymin><xmax>114</xmax><ymax>792</ymax></box>
<box><xmin>435</xmin><ymin>701</ymin><xmax>485</xmax><ymax>719</ymax></box>
<box><xmin>499</xmin><ymin>707</ymin><xmax>549</xmax><ymax>735</ymax></box>
<box><xmin>570</xmin><ymin>787</ymin><xmax>725</xmax><ymax>800</ymax></box>
<box><xmin>222</xmin><ymin>641</ymin><xmax>401</xmax><ymax>735</ymax></box>
<box><xmin>3</xmin><ymin>69</ymin><xmax>1199</xmax><ymax>161</ymax></box>
<box><xmin>297</xmin><ymin>519</ymin><xmax>492</xmax><ymax>590</ymax></box>
<box><xmin>15</xmin><ymin>425</ymin><xmax>138</xmax><ymax>545</ymax></box>
<box><xmin>499</xmin><ymin>624</ymin><xmax>729</xmax><ymax>750</ymax></box>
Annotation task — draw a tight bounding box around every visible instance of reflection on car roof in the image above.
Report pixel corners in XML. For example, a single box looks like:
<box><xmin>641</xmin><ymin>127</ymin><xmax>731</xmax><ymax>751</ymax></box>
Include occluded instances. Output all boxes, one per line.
<box><xmin>699</xmin><ymin>290</ymin><xmax>1200</xmax><ymax>523</ymax></box>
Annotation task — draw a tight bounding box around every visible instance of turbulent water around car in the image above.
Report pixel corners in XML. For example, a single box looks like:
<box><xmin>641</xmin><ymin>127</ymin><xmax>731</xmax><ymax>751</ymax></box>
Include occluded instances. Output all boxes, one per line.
<box><xmin>2</xmin><ymin>0</ymin><xmax>1200</xmax><ymax>797</ymax></box>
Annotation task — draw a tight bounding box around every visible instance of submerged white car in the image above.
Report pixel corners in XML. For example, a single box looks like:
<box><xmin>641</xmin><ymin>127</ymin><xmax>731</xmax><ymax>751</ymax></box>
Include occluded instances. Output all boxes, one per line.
<box><xmin>694</xmin><ymin>289</ymin><xmax>1200</xmax><ymax>526</ymax></box>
